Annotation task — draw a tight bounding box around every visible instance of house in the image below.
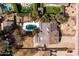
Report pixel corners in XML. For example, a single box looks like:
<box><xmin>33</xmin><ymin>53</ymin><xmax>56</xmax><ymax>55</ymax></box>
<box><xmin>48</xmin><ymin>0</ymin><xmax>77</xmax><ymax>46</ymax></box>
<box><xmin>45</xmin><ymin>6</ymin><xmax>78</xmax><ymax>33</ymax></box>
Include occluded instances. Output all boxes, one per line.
<box><xmin>33</xmin><ymin>22</ymin><xmax>59</xmax><ymax>47</ymax></box>
<box><xmin>0</xmin><ymin>16</ymin><xmax>4</xmax><ymax>23</ymax></box>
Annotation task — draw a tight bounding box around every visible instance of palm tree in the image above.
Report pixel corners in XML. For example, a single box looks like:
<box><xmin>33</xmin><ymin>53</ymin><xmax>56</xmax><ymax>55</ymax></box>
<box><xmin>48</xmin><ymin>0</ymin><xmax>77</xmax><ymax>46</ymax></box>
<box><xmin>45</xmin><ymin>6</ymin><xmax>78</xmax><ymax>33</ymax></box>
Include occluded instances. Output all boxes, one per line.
<box><xmin>30</xmin><ymin>3</ymin><xmax>40</xmax><ymax>22</ymax></box>
<box><xmin>30</xmin><ymin>10</ymin><xmax>39</xmax><ymax>21</ymax></box>
<box><xmin>32</xmin><ymin>28</ymin><xmax>40</xmax><ymax>36</ymax></box>
<box><xmin>41</xmin><ymin>15</ymin><xmax>46</xmax><ymax>22</ymax></box>
<box><xmin>17</xmin><ymin>13</ymin><xmax>26</xmax><ymax>26</ymax></box>
<box><xmin>49</xmin><ymin>14</ymin><xmax>56</xmax><ymax>23</ymax></box>
<box><xmin>41</xmin><ymin>14</ymin><xmax>49</xmax><ymax>22</ymax></box>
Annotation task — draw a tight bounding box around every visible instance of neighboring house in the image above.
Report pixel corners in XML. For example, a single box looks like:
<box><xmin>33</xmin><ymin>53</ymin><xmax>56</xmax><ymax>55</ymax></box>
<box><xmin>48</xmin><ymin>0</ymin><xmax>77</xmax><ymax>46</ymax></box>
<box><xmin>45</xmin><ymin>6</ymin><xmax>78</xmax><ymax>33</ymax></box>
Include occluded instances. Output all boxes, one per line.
<box><xmin>3</xmin><ymin>21</ymin><xmax>13</xmax><ymax>27</ymax></box>
<box><xmin>0</xmin><ymin>16</ymin><xmax>4</xmax><ymax>23</ymax></box>
<box><xmin>33</xmin><ymin>22</ymin><xmax>59</xmax><ymax>47</ymax></box>
<box><xmin>1</xmin><ymin>21</ymin><xmax>13</xmax><ymax>30</ymax></box>
<box><xmin>0</xmin><ymin>16</ymin><xmax>4</xmax><ymax>30</ymax></box>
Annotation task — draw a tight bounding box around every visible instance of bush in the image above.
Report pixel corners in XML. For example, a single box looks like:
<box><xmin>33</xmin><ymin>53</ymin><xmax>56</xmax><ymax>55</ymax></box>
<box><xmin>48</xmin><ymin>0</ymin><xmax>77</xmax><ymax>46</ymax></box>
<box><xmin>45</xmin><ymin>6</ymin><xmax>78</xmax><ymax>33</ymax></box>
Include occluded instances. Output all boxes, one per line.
<box><xmin>55</xmin><ymin>14</ymin><xmax>68</xmax><ymax>24</ymax></box>
<box><xmin>21</xmin><ymin>6</ymin><xmax>26</xmax><ymax>13</ymax></box>
<box><xmin>21</xmin><ymin>6</ymin><xmax>32</xmax><ymax>13</ymax></box>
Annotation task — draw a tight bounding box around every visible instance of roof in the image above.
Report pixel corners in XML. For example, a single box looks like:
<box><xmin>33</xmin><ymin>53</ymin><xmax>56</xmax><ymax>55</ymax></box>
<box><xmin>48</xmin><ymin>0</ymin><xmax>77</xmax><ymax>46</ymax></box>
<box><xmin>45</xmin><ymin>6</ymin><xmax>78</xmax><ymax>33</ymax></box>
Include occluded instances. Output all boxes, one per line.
<box><xmin>3</xmin><ymin>21</ymin><xmax>13</xmax><ymax>27</ymax></box>
<box><xmin>41</xmin><ymin>22</ymin><xmax>59</xmax><ymax>44</ymax></box>
<box><xmin>33</xmin><ymin>22</ymin><xmax>59</xmax><ymax>47</ymax></box>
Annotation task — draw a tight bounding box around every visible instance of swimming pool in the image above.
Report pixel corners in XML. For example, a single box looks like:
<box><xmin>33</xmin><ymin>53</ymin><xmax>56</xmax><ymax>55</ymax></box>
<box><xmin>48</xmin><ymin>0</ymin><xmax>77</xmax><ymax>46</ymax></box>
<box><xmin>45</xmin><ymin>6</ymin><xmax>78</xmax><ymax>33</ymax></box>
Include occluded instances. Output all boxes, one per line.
<box><xmin>2</xmin><ymin>4</ymin><xmax>13</xmax><ymax>12</ymax></box>
<box><xmin>26</xmin><ymin>24</ymin><xmax>37</xmax><ymax>30</ymax></box>
<box><xmin>23</xmin><ymin>22</ymin><xmax>40</xmax><ymax>31</ymax></box>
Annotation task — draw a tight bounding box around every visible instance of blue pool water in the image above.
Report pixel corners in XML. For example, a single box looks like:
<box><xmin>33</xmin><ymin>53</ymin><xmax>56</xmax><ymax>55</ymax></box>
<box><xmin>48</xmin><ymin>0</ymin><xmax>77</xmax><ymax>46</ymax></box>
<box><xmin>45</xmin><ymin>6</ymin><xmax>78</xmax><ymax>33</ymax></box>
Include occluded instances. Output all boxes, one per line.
<box><xmin>26</xmin><ymin>24</ymin><xmax>37</xmax><ymax>30</ymax></box>
<box><xmin>1</xmin><ymin>4</ymin><xmax>13</xmax><ymax>12</ymax></box>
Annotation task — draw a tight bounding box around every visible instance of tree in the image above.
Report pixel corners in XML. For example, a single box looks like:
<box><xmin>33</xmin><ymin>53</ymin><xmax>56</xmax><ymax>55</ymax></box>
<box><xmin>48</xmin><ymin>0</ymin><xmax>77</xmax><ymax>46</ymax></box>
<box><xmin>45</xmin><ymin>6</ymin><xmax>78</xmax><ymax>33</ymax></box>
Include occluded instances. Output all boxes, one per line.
<box><xmin>31</xmin><ymin>11</ymin><xmax>38</xmax><ymax>21</ymax></box>
<box><xmin>49</xmin><ymin>14</ymin><xmax>56</xmax><ymax>22</ymax></box>
<box><xmin>32</xmin><ymin>28</ymin><xmax>40</xmax><ymax>36</ymax></box>
<box><xmin>55</xmin><ymin>14</ymin><xmax>68</xmax><ymax>24</ymax></box>
<box><xmin>17</xmin><ymin>13</ymin><xmax>26</xmax><ymax>26</ymax></box>
<box><xmin>41</xmin><ymin>14</ymin><xmax>55</xmax><ymax>22</ymax></box>
<box><xmin>21</xmin><ymin>6</ymin><xmax>26</xmax><ymax>13</ymax></box>
<box><xmin>30</xmin><ymin>3</ymin><xmax>39</xmax><ymax>21</ymax></box>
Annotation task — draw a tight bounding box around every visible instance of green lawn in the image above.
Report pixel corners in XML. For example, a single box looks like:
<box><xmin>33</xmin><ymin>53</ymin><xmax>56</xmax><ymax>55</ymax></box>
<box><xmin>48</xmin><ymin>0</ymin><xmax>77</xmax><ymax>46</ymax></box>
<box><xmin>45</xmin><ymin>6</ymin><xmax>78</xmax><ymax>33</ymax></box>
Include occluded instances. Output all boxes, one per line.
<box><xmin>46</xmin><ymin>6</ymin><xmax>64</xmax><ymax>14</ymax></box>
